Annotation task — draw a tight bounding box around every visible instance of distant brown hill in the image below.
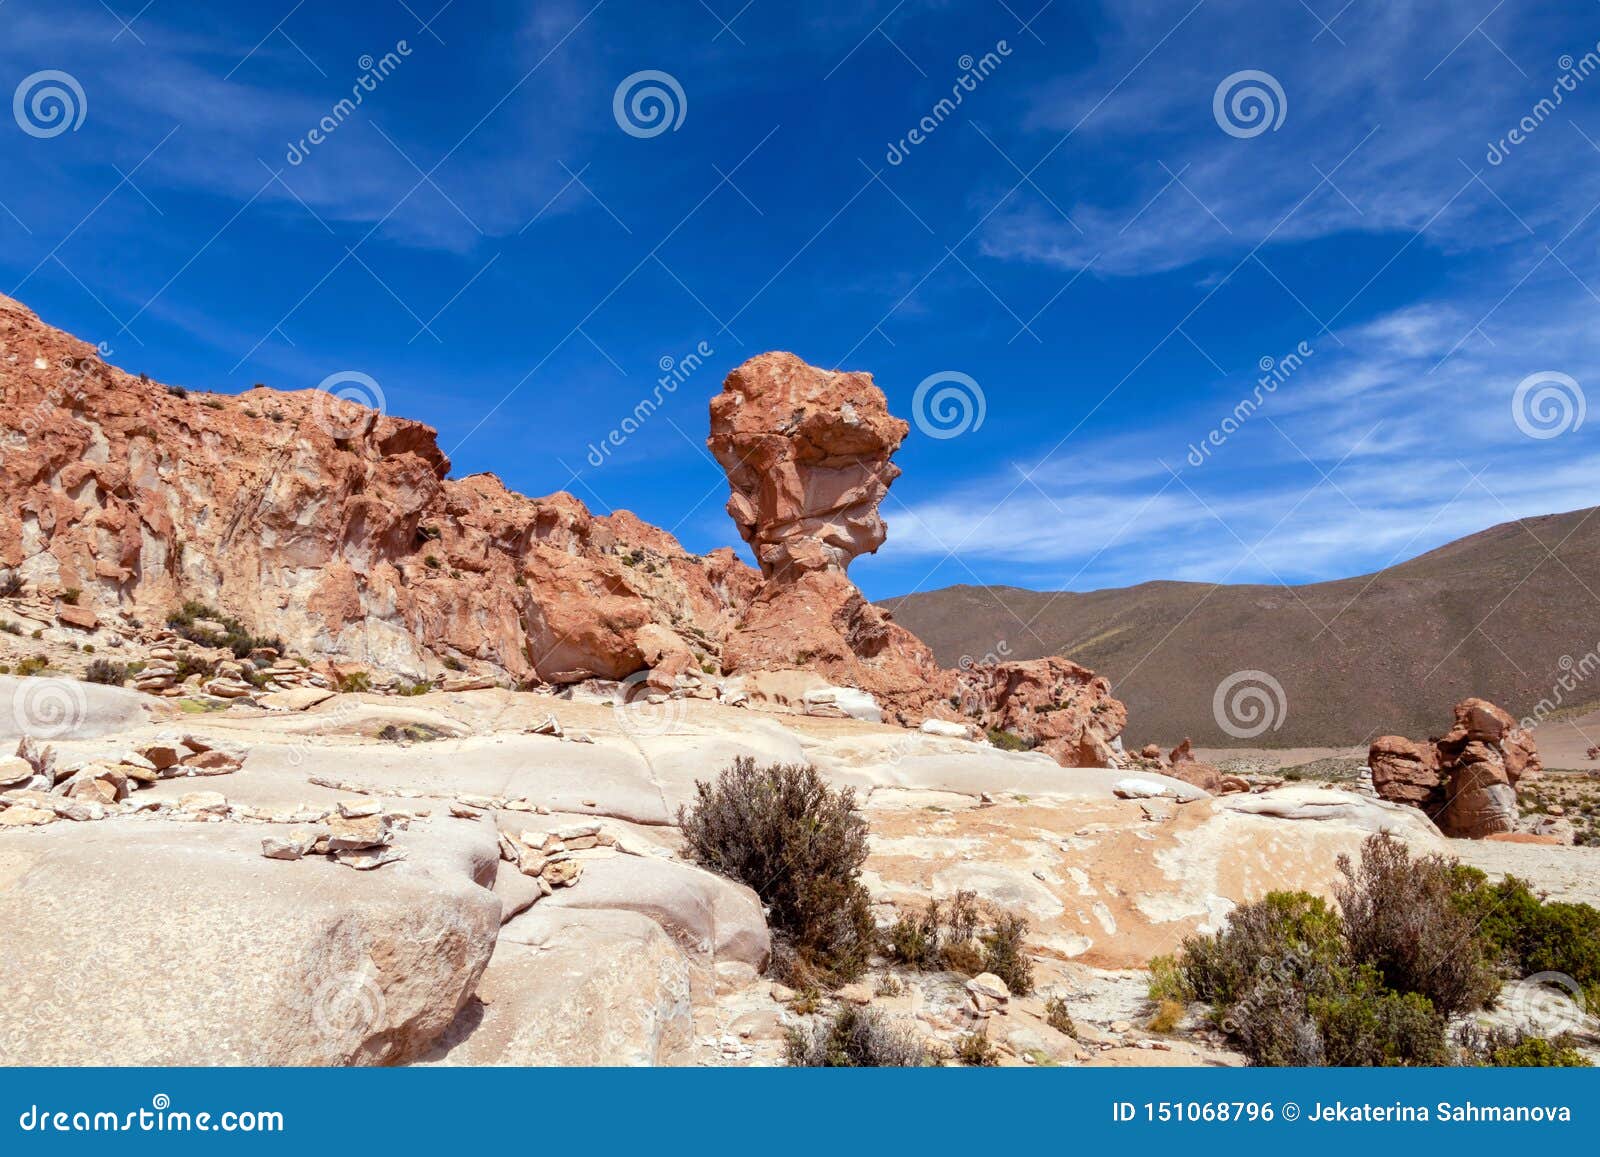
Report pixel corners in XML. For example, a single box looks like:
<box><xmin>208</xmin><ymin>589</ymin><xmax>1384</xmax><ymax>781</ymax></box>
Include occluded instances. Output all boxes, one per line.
<box><xmin>882</xmin><ymin>507</ymin><xmax>1600</xmax><ymax>748</ymax></box>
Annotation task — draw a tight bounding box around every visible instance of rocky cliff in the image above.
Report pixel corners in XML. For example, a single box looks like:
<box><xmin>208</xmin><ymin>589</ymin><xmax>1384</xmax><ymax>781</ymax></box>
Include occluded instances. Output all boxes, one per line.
<box><xmin>0</xmin><ymin>296</ymin><xmax>1125</xmax><ymax>764</ymax></box>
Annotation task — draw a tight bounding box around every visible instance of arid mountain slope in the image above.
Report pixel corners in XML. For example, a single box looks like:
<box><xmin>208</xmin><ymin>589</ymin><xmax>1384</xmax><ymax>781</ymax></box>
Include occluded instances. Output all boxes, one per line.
<box><xmin>884</xmin><ymin>507</ymin><xmax>1600</xmax><ymax>748</ymax></box>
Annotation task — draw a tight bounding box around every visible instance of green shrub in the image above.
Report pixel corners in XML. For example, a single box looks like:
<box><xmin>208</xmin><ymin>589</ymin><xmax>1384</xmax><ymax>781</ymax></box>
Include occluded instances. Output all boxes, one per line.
<box><xmin>1461</xmin><ymin>1026</ymin><xmax>1592</xmax><ymax>1068</ymax></box>
<box><xmin>954</xmin><ymin>1030</ymin><xmax>999</xmax><ymax>1066</ymax></box>
<box><xmin>15</xmin><ymin>655</ymin><xmax>49</xmax><ymax>677</ymax></box>
<box><xmin>1455</xmin><ymin>872</ymin><xmax>1600</xmax><ymax>1014</ymax></box>
<box><xmin>60</xmin><ymin>587</ymin><xmax>80</xmax><ymax>606</ymax></box>
<box><xmin>1147</xmin><ymin>954</ymin><xmax>1191</xmax><ymax>1003</ymax></box>
<box><xmin>337</xmin><ymin>670</ymin><xmax>373</xmax><ymax>693</ymax></box>
<box><xmin>1</xmin><ymin>621</ymin><xmax>21</xmax><ymax>635</ymax></box>
<box><xmin>1044</xmin><ymin>995</ymin><xmax>1076</xmax><ymax>1036</ymax></box>
<box><xmin>0</xmin><ymin>571</ymin><xmax>23</xmax><ymax>598</ymax></box>
<box><xmin>83</xmin><ymin>658</ymin><xmax>128</xmax><ymax>685</ymax></box>
<box><xmin>680</xmin><ymin>757</ymin><xmax>876</xmax><ymax>985</ymax></box>
<box><xmin>784</xmin><ymin>1006</ymin><xmax>926</xmax><ymax>1067</ymax></box>
<box><xmin>1335</xmin><ymin>835</ymin><xmax>1499</xmax><ymax>1018</ymax></box>
<box><xmin>1181</xmin><ymin>891</ymin><xmax>1342</xmax><ymax>1007</ymax></box>
<box><xmin>167</xmin><ymin>600</ymin><xmax>284</xmax><ymax>659</ymax></box>
<box><xmin>1309</xmin><ymin>967</ymin><xmax>1451</xmax><ymax>1067</ymax></box>
<box><xmin>986</xmin><ymin>728</ymin><xmax>1033</xmax><ymax>751</ymax></box>
<box><xmin>980</xmin><ymin>911</ymin><xmax>1035</xmax><ymax>996</ymax></box>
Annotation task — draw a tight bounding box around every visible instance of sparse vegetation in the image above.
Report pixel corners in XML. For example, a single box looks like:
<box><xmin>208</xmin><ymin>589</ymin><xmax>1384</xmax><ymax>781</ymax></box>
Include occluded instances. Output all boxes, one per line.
<box><xmin>167</xmin><ymin>601</ymin><xmax>285</xmax><ymax>659</ymax></box>
<box><xmin>424</xmin><ymin>555</ymin><xmax>441</xmax><ymax>570</ymax></box>
<box><xmin>985</xmin><ymin>728</ymin><xmax>1033</xmax><ymax>752</ymax></box>
<box><xmin>336</xmin><ymin>670</ymin><xmax>373</xmax><ymax>693</ymax></box>
<box><xmin>784</xmin><ymin>1006</ymin><xmax>927</xmax><ymax>1067</ymax></box>
<box><xmin>59</xmin><ymin>587</ymin><xmax>81</xmax><ymax>606</ymax></box>
<box><xmin>953</xmin><ymin>1030</ymin><xmax>999</xmax><ymax>1066</ymax></box>
<box><xmin>1168</xmin><ymin>835</ymin><xmax>1598</xmax><ymax>1067</ymax></box>
<box><xmin>83</xmin><ymin>658</ymin><xmax>129</xmax><ymax>685</ymax></box>
<box><xmin>14</xmin><ymin>656</ymin><xmax>49</xmax><ymax>677</ymax></box>
<box><xmin>0</xmin><ymin>571</ymin><xmax>22</xmax><ymax>598</ymax></box>
<box><xmin>680</xmin><ymin>757</ymin><xmax>876</xmax><ymax>986</ymax></box>
<box><xmin>1044</xmin><ymin>995</ymin><xmax>1076</xmax><ymax>1036</ymax></box>
<box><xmin>1148</xmin><ymin>999</ymin><xmax>1185</xmax><ymax>1034</ymax></box>
<box><xmin>884</xmin><ymin>891</ymin><xmax>1034</xmax><ymax>994</ymax></box>
<box><xmin>166</xmin><ymin>385</ymin><xmax>187</xmax><ymax>399</ymax></box>
<box><xmin>1458</xmin><ymin>1025</ymin><xmax>1591</xmax><ymax>1068</ymax></box>
<box><xmin>378</xmin><ymin>723</ymin><xmax>445</xmax><ymax>743</ymax></box>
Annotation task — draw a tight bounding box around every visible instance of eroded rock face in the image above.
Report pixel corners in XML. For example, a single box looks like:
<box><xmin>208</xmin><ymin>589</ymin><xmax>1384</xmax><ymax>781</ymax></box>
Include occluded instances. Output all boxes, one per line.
<box><xmin>0</xmin><ymin>294</ymin><xmax>754</xmax><ymax>685</ymax></box>
<box><xmin>708</xmin><ymin>352</ymin><xmax>907</xmax><ymax>581</ymax></box>
<box><xmin>1368</xmin><ymin>697</ymin><xmax>1540</xmax><ymax>838</ymax></box>
<box><xmin>708</xmin><ymin>354</ymin><xmax>1128</xmax><ymax>760</ymax></box>
<box><xmin>956</xmin><ymin>657</ymin><xmax>1127</xmax><ymax>767</ymax></box>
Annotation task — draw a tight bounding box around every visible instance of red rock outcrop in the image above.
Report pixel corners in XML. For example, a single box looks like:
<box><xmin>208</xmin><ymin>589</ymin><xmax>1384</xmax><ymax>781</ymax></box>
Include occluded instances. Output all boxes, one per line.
<box><xmin>955</xmin><ymin>657</ymin><xmax>1126</xmax><ymax>767</ymax></box>
<box><xmin>708</xmin><ymin>352</ymin><xmax>1128</xmax><ymax>762</ymax></box>
<box><xmin>1368</xmin><ymin>697</ymin><xmax>1540</xmax><ymax>838</ymax></box>
<box><xmin>0</xmin><ymin>294</ymin><xmax>752</xmax><ymax>684</ymax></box>
<box><xmin>1</xmin><ymin>298</ymin><xmax>1128</xmax><ymax>766</ymax></box>
<box><xmin>709</xmin><ymin>352</ymin><xmax>905</xmax><ymax>580</ymax></box>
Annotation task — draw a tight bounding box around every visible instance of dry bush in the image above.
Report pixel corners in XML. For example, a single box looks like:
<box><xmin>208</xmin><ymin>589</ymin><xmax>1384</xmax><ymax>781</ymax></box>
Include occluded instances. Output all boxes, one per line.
<box><xmin>953</xmin><ymin>1030</ymin><xmax>999</xmax><ymax>1066</ymax></box>
<box><xmin>1335</xmin><ymin>835</ymin><xmax>1499</xmax><ymax>1018</ymax></box>
<box><xmin>884</xmin><ymin>890</ymin><xmax>1034</xmax><ymax>993</ymax></box>
<box><xmin>784</xmin><ymin>1006</ymin><xmax>927</xmax><ymax>1067</ymax></box>
<box><xmin>680</xmin><ymin>757</ymin><xmax>876</xmax><ymax>984</ymax></box>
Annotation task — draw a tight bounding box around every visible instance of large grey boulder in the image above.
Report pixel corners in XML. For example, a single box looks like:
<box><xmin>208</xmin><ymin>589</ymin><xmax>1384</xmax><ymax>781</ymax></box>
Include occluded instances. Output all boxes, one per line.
<box><xmin>0</xmin><ymin>819</ymin><xmax>500</xmax><ymax>1065</ymax></box>
<box><xmin>0</xmin><ymin>676</ymin><xmax>149</xmax><ymax>742</ymax></box>
<box><xmin>426</xmin><ymin>907</ymin><xmax>694</xmax><ymax>1066</ymax></box>
<box><xmin>543</xmin><ymin>853</ymin><xmax>770</xmax><ymax>968</ymax></box>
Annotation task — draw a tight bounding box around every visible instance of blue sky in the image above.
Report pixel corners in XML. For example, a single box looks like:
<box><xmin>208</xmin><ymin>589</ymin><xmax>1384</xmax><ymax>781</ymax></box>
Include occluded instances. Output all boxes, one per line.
<box><xmin>1</xmin><ymin>0</ymin><xmax>1597</xmax><ymax>602</ymax></box>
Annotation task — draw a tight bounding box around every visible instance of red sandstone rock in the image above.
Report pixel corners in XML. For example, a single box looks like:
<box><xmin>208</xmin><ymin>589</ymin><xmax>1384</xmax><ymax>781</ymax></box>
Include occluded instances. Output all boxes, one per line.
<box><xmin>1367</xmin><ymin>698</ymin><xmax>1539</xmax><ymax>838</ymax></box>
<box><xmin>708</xmin><ymin>352</ymin><xmax>907</xmax><ymax>582</ymax></box>
<box><xmin>0</xmin><ymin>293</ymin><xmax>753</xmax><ymax>686</ymax></box>
<box><xmin>955</xmin><ymin>657</ymin><xmax>1127</xmax><ymax>767</ymax></box>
